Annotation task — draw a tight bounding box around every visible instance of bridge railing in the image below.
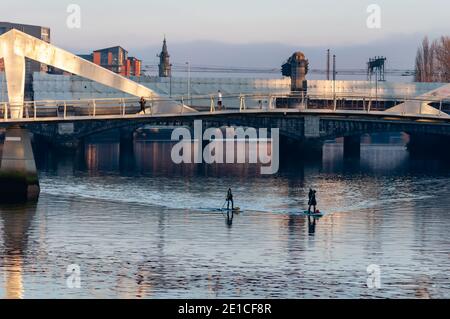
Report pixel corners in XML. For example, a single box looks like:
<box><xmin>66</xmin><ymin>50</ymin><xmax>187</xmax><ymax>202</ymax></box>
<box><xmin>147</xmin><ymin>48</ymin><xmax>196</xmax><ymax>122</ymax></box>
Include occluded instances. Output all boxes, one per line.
<box><xmin>0</xmin><ymin>92</ymin><xmax>449</xmax><ymax>121</ymax></box>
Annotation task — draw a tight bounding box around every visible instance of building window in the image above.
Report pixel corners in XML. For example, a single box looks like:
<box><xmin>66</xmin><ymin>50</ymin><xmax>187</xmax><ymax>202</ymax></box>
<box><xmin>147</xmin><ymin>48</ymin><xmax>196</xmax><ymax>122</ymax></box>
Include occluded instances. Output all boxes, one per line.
<box><xmin>101</xmin><ymin>52</ymin><xmax>108</xmax><ymax>65</ymax></box>
<box><xmin>112</xmin><ymin>52</ymin><xmax>119</xmax><ymax>65</ymax></box>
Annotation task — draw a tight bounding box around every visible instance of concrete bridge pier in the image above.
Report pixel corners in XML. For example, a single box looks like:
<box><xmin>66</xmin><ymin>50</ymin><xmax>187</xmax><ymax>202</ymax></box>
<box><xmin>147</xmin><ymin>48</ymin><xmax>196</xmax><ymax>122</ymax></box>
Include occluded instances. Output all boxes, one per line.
<box><xmin>75</xmin><ymin>138</ymin><xmax>87</xmax><ymax>170</ymax></box>
<box><xmin>120</xmin><ymin>128</ymin><xmax>135</xmax><ymax>151</ymax></box>
<box><xmin>407</xmin><ymin>133</ymin><xmax>450</xmax><ymax>158</ymax></box>
<box><xmin>343</xmin><ymin>135</ymin><xmax>361</xmax><ymax>158</ymax></box>
<box><xmin>0</xmin><ymin>126</ymin><xmax>40</xmax><ymax>203</ymax></box>
<box><xmin>119</xmin><ymin>128</ymin><xmax>134</xmax><ymax>147</ymax></box>
<box><xmin>119</xmin><ymin>128</ymin><xmax>135</xmax><ymax>171</ymax></box>
<box><xmin>302</xmin><ymin>138</ymin><xmax>324</xmax><ymax>160</ymax></box>
<box><xmin>280</xmin><ymin>137</ymin><xmax>323</xmax><ymax>160</ymax></box>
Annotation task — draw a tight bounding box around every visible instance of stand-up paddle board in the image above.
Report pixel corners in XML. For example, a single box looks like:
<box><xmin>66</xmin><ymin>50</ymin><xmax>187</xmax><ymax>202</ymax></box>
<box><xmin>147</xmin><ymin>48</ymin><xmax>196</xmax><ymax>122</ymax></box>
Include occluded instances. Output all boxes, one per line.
<box><xmin>221</xmin><ymin>207</ymin><xmax>242</xmax><ymax>214</ymax></box>
<box><xmin>292</xmin><ymin>210</ymin><xmax>326</xmax><ymax>217</ymax></box>
<box><xmin>199</xmin><ymin>207</ymin><xmax>243</xmax><ymax>213</ymax></box>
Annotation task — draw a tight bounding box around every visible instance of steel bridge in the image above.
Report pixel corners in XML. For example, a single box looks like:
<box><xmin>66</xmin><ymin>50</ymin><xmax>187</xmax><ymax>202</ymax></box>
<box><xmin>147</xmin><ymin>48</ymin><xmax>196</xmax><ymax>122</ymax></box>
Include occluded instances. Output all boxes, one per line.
<box><xmin>0</xmin><ymin>93</ymin><xmax>445</xmax><ymax>155</ymax></box>
<box><xmin>0</xmin><ymin>91</ymin><xmax>449</xmax><ymax>122</ymax></box>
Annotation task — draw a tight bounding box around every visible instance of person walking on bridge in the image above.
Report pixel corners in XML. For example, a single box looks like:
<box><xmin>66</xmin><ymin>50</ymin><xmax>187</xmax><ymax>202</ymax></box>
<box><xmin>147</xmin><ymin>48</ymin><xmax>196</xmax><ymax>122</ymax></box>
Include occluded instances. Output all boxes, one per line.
<box><xmin>139</xmin><ymin>97</ymin><xmax>147</xmax><ymax>114</ymax></box>
<box><xmin>217</xmin><ymin>90</ymin><xmax>223</xmax><ymax>110</ymax></box>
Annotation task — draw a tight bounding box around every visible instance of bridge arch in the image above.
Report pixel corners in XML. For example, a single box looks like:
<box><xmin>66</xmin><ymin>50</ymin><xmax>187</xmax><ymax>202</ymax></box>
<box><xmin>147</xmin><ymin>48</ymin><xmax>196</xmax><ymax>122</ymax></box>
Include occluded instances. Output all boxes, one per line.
<box><xmin>0</xmin><ymin>29</ymin><xmax>193</xmax><ymax>118</ymax></box>
<box><xmin>24</xmin><ymin>113</ymin><xmax>450</xmax><ymax>151</ymax></box>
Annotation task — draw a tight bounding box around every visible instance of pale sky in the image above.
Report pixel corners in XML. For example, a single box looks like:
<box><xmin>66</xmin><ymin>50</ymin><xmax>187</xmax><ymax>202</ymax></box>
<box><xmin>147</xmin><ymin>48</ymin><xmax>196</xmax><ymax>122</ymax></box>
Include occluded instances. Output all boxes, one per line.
<box><xmin>1</xmin><ymin>0</ymin><xmax>449</xmax><ymax>69</ymax></box>
<box><xmin>2</xmin><ymin>0</ymin><xmax>449</xmax><ymax>47</ymax></box>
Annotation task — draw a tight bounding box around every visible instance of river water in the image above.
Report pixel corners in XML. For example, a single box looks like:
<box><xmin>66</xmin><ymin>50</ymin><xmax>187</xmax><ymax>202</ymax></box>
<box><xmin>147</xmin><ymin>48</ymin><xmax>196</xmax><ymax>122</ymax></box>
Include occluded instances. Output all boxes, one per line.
<box><xmin>0</xmin><ymin>132</ymin><xmax>449</xmax><ymax>299</ymax></box>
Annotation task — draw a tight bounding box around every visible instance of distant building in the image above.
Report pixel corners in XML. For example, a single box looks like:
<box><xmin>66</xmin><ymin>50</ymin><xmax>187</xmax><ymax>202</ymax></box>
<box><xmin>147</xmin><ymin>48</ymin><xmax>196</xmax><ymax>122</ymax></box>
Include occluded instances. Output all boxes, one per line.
<box><xmin>158</xmin><ymin>37</ymin><xmax>171</xmax><ymax>77</ymax></box>
<box><xmin>79</xmin><ymin>46</ymin><xmax>141</xmax><ymax>77</ymax></box>
<box><xmin>127</xmin><ymin>57</ymin><xmax>141</xmax><ymax>78</ymax></box>
<box><xmin>282</xmin><ymin>51</ymin><xmax>309</xmax><ymax>92</ymax></box>
<box><xmin>0</xmin><ymin>22</ymin><xmax>51</xmax><ymax>99</ymax></box>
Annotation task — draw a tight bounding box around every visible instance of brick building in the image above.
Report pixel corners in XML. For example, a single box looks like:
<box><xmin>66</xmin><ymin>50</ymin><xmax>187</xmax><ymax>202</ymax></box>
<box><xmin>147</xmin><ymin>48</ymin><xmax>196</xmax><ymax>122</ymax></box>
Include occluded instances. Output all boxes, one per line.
<box><xmin>80</xmin><ymin>46</ymin><xmax>141</xmax><ymax>77</ymax></box>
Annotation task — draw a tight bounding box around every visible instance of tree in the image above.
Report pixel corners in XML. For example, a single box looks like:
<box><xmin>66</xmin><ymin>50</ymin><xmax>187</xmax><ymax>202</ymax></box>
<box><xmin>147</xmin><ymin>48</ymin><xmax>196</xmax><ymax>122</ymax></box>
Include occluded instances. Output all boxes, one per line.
<box><xmin>435</xmin><ymin>36</ymin><xmax>450</xmax><ymax>82</ymax></box>
<box><xmin>415</xmin><ymin>36</ymin><xmax>450</xmax><ymax>83</ymax></box>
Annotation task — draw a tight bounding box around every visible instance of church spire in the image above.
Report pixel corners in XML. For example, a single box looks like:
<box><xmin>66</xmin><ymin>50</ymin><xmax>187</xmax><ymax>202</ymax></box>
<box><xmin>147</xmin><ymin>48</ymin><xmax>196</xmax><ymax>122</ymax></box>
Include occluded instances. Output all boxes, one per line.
<box><xmin>162</xmin><ymin>36</ymin><xmax>168</xmax><ymax>53</ymax></box>
<box><xmin>158</xmin><ymin>36</ymin><xmax>171</xmax><ymax>77</ymax></box>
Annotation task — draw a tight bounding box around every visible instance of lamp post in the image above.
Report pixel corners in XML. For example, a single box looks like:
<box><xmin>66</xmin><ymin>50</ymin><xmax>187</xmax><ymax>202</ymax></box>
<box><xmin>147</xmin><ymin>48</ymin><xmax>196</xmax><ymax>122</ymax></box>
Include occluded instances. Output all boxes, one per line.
<box><xmin>333</xmin><ymin>54</ymin><xmax>336</xmax><ymax>110</ymax></box>
<box><xmin>169</xmin><ymin>63</ymin><xmax>173</xmax><ymax>97</ymax></box>
<box><xmin>326</xmin><ymin>49</ymin><xmax>330</xmax><ymax>81</ymax></box>
<box><xmin>375</xmin><ymin>72</ymin><xmax>378</xmax><ymax>109</ymax></box>
<box><xmin>186</xmin><ymin>61</ymin><xmax>191</xmax><ymax>105</ymax></box>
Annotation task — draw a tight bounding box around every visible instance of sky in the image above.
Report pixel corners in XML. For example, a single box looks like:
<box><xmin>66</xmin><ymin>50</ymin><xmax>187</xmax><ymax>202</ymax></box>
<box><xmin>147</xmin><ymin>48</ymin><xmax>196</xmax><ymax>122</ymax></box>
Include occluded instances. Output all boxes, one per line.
<box><xmin>1</xmin><ymin>0</ymin><xmax>449</xmax><ymax>71</ymax></box>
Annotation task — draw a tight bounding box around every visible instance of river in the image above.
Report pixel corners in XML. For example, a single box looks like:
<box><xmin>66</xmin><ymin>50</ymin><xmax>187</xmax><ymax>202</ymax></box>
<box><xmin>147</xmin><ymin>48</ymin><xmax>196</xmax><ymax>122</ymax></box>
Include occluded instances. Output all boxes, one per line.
<box><xmin>0</xmin><ymin>132</ymin><xmax>449</xmax><ymax>298</ymax></box>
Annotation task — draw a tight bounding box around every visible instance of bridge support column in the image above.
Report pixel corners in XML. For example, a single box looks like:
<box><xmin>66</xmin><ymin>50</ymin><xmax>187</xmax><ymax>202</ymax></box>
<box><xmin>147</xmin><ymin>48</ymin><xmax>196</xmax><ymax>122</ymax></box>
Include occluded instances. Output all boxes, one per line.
<box><xmin>0</xmin><ymin>126</ymin><xmax>40</xmax><ymax>203</ymax></box>
<box><xmin>407</xmin><ymin>133</ymin><xmax>450</xmax><ymax>158</ymax></box>
<box><xmin>120</xmin><ymin>128</ymin><xmax>134</xmax><ymax>149</ymax></box>
<box><xmin>280</xmin><ymin>137</ymin><xmax>323</xmax><ymax>161</ymax></box>
<box><xmin>343</xmin><ymin>135</ymin><xmax>361</xmax><ymax>158</ymax></box>
<box><xmin>302</xmin><ymin>138</ymin><xmax>324</xmax><ymax>160</ymax></box>
<box><xmin>119</xmin><ymin>128</ymin><xmax>135</xmax><ymax>170</ymax></box>
<box><xmin>75</xmin><ymin>138</ymin><xmax>87</xmax><ymax>170</ymax></box>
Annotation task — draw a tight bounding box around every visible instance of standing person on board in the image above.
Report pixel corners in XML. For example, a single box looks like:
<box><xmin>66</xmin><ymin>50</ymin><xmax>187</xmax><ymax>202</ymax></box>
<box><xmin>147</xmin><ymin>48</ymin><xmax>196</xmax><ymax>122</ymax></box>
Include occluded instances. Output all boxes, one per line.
<box><xmin>139</xmin><ymin>96</ymin><xmax>147</xmax><ymax>114</ymax></box>
<box><xmin>217</xmin><ymin>90</ymin><xmax>223</xmax><ymax>110</ymax></box>
<box><xmin>226</xmin><ymin>188</ymin><xmax>234</xmax><ymax>211</ymax></box>
<box><xmin>308</xmin><ymin>189</ymin><xmax>317</xmax><ymax>214</ymax></box>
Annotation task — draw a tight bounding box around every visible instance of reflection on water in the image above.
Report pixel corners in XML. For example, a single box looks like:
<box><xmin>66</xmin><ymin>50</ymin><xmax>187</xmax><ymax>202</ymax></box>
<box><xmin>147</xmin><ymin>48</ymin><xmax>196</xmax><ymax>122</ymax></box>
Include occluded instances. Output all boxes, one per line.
<box><xmin>0</xmin><ymin>133</ymin><xmax>449</xmax><ymax>298</ymax></box>
<box><xmin>308</xmin><ymin>216</ymin><xmax>317</xmax><ymax>236</ymax></box>
<box><xmin>0</xmin><ymin>204</ymin><xmax>36</xmax><ymax>299</ymax></box>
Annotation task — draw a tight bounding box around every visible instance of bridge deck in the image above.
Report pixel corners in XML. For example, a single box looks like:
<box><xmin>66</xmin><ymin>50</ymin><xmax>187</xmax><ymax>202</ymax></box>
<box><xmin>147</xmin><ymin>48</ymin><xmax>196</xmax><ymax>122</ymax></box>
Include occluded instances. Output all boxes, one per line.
<box><xmin>1</xmin><ymin>108</ymin><xmax>450</xmax><ymax>127</ymax></box>
<box><xmin>1</xmin><ymin>93</ymin><xmax>449</xmax><ymax>127</ymax></box>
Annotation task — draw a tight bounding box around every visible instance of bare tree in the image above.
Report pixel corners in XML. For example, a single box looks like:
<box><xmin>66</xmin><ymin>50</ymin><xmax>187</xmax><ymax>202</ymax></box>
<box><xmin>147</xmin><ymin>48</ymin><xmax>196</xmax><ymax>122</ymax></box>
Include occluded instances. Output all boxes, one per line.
<box><xmin>415</xmin><ymin>37</ymin><xmax>435</xmax><ymax>82</ymax></box>
<box><xmin>415</xmin><ymin>36</ymin><xmax>450</xmax><ymax>83</ymax></box>
<box><xmin>415</xmin><ymin>42</ymin><xmax>424</xmax><ymax>82</ymax></box>
<box><xmin>435</xmin><ymin>36</ymin><xmax>450</xmax><ymax>82</ymax></box>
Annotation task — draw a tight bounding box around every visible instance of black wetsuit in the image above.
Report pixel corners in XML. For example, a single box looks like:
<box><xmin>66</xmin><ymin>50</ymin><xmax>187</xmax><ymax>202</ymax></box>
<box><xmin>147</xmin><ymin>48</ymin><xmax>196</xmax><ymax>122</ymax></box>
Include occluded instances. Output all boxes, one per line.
<box><xmin>139</xmin><ymin>98</ymin><xmax>146</xmax><ymax>113</ymax></box>
<box><xmin>308</xmin><ymin>190</ymin><xmax>317</xmax><ymax>214</ymax></box>
<box><xmin>226</xmin><ymin>190</ymin><xmax>234</xmax><ymax>210</ymax></box>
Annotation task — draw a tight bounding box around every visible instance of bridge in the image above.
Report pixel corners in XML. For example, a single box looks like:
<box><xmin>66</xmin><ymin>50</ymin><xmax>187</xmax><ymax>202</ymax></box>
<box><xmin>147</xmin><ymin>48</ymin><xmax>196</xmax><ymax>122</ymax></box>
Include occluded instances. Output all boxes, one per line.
<box><xmin>0</xmin><ymin>92</ymin><xmax>448</xmax><ymax>138</ymax></box>
<box><xmin>2</xmin><ymin>93</ymin><xmax>449</xmax><ymax>163</ymax></box>
<box><xmin>0</xmin><ymin>29</ymin><xmax>449</xmax><ymax>203</ymax></box>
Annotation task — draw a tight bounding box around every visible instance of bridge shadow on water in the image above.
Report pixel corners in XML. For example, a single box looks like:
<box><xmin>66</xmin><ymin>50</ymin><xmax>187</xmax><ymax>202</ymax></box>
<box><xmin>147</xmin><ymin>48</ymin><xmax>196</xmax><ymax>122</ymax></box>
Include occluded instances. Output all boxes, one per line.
<box><xmin>28</xmin><ymin>130</ymin><xmax>450</xmax><ymax>180</ymax></box>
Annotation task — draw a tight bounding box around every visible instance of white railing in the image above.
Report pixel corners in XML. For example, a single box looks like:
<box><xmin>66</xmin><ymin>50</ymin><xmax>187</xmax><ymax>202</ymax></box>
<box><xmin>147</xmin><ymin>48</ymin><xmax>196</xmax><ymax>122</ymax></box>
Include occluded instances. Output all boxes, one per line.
<box><xmin>0</xmin><ymin>92</ymin><xmax>449</xmax><ymax>122</ymax></box>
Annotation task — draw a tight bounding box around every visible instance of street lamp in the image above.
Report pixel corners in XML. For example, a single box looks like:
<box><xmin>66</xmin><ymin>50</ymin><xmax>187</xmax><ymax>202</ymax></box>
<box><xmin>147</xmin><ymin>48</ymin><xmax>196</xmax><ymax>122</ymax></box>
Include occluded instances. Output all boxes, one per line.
<box><xmin>186</xmin><ymin>61</ymin><xmax>191</xmax><ymax>105</ymax></box>
<box><xmin>169</xmin><ymin>63</ymin><xmax>173</xmax><ymax>98</ymax></box>
<box><xmin>375</xmin><ymin>71</ymin><xmax>378</xmax><ymax>109</ymax></box>
<box><xmin>333</xmin><ymin>54</ymin><xmax>337</xmax><ymax>110</ymax></box>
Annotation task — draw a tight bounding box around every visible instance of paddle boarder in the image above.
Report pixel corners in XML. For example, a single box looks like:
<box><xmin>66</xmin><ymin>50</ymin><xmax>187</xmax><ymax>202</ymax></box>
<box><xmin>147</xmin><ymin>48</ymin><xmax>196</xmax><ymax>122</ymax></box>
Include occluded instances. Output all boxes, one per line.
<box><xmin>226</xmin><ymin>188</ymin><xmax>234</xmax><ymax>211</ymax></box>
<box><xmin>308</xmin><ymin>189</ymin><xmax>317</xmax><ymax>214</ymax></box>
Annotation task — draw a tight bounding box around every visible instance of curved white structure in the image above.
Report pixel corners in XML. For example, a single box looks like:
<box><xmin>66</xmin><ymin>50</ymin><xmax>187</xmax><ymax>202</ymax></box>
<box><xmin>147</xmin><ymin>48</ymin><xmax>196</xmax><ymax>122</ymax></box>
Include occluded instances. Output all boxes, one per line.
<box><xmin>385</xmin><ymin>83</ymin><xmax>450</xmax><ymax>116</ymax></box>
<box><xmin>0</xmin><ymin>29</ymin><xmax>194</xmax><ymax>118</ymax></box>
